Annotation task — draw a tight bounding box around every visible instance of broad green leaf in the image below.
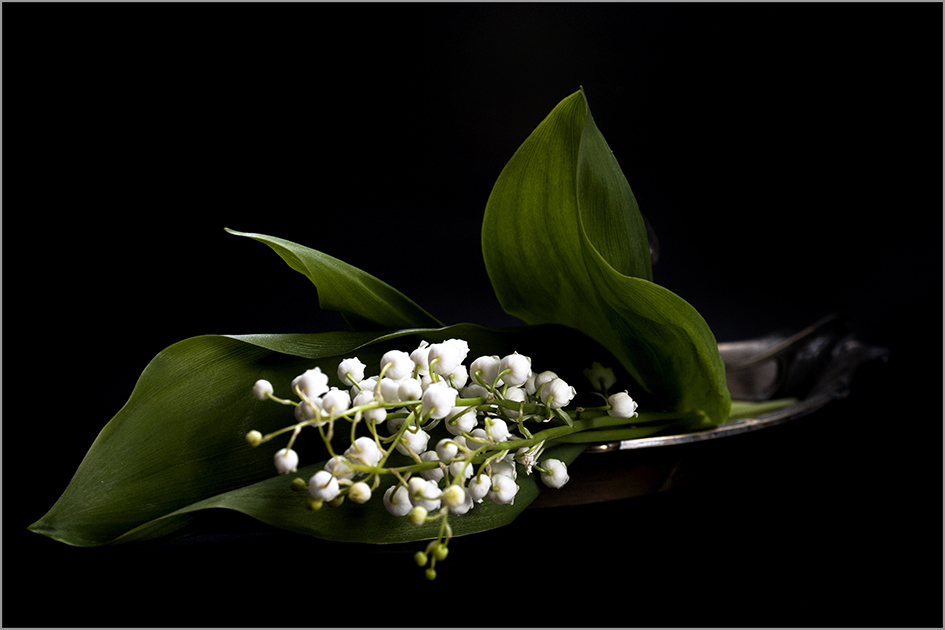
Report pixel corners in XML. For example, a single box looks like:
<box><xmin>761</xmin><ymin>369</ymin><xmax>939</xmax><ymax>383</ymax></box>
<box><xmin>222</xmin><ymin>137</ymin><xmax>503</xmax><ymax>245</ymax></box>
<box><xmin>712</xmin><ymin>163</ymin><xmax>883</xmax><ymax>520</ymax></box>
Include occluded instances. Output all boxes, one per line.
<box><xmin>482</xmin><ymin>88</ymin><xmax>730</xmax><ymax>425</ymax></box>
<box><xmin>225</xmin><ymin>228</ymin><xmax>443</xmax><ymax>331</ymax></box>
<box><xmin>29</xmin><ymin>323</ymin><xmax>624</xmax><ymax>547</ymax></box>
<box><xmin>112</xmin><ymin>443</ymin><xmax>587</xmax><ymax>545</ymax></box>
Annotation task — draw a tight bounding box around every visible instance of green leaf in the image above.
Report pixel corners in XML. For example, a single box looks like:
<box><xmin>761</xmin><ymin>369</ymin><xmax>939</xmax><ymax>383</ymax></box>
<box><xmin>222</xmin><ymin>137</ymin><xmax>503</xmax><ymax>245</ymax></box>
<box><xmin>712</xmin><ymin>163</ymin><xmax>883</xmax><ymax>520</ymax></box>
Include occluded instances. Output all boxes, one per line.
<box><xmin>482</xmin><ymin>88</ymin><xmax>730</xmax><ymax>425</ymax></box>
<box><xmin>112</xmin><ymin>443</ymin><xmax>587</xmax><ymax>546</ymax></box>
<box><xmin>225</xmin><ymin>228</ymin><xmax>443</xmax><ymax>331</ymax></box>
<box><xmin>29</xmin><ymin>323</ymin><xmax>621</xmax><ymax>547</ymax></box>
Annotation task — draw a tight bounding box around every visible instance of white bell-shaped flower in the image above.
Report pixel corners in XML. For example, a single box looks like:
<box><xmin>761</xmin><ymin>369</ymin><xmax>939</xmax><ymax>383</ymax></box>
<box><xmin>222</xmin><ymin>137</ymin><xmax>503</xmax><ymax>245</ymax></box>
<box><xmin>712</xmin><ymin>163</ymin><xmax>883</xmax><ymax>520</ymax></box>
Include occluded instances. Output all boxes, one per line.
<box><xmin>346</xmin><ymin>436</ymin><xmax>382</xmax><ymax>468</ymax></box>
<box><xmin>321</xmin><ymin>387</ymin><xmax>351</xmax><ymax>417</ymax></box>
<box><xmin>421</xmin><ymin>381</ymin><xmax>458</xmax><ymax>420</ymax></box>
<box><xmin>252</xmin><ymin>379</ymin><xmax>273</xmax><ymax>401</ymax></box>
<box><xmin>607</xmin><ymin>391</ymin><xmax>639</xmax><ymax>419</ymax></box>
<box><xmin>273</xmin><ymin>448</ymin><xmax>299</xmax><ymax>474</ymax></box>
<box><xmin>487</xmin><ymin>474</ymin><xmax>519</xmax><ymax>505</ymax></box>
<box><xmin>485</xmin><ymin>417</ymin><xmax>511</xmax><ymax>443</ymax></box>
<box><xmin>446</xmin><ymin>364</ymin><xmax>469</xmax><ymax>390</ymax></box>
<box><xmin>380</xmin><ymin>350</ymin><xmax>414</xmax><ymax>380</ymax></box>
<box><xmin>295</xmin><ymin>396</ymin><xmax>324</xmax><ymax>422</ymax></box>
<box><xmin>460</xmin><ymin>382</ymin><xmax>491</xmax><ymax>400</ymax></box>
<box><xmin>407</xmin><ymin>477</ymin><xmax>441</xmax><ymax>511</ymax></box>
<box><xmin>293</xmin><ymin>367</ymin><xmax>330</xmax><ymax>400</ymax></box>
<box><xmin>383</xmin><ymin>484</ymin><xmax>412</xmax><ymax>516</ymax></box>
<box><xmin>467</xmin><ymin>474</ymin><xmax>491</xmax><ymax>503</ymax></box>
<box><xmin>337</xmin><ymin>357</ymin><xmax>367</xmax><ymax>387</ymax></box>
<box><xmin>532</xmin><ymin>371</ymin><xmax>559</xmax><ymax>395</ymax></box>
<box><xmin>449</xmin><ymin>460</ymin><xmax>474</xmax><ymax>484</ymax></box>
<box><xmin>501</xmin><ymin>386</ymin><xmax>528</xmax><ymax>419</ymax></box>
<box><xmin>540</xmin><ymin>458</ymin><xmax>570</xmax><ymax>488</ymax></box>
<box><xmin>379</xmin><ymin>377</ymin><xmax>402</xmax><ymax>403</ymax></box>
<box><xmin>435</xmin><ymin>438</ymin><xmax>460</xmax><ymax>462</ymax></box>
<box><xmin>499</xmin><ymin>352</ymin><xmax>532</xmax><ymax>387</ymax></box>
<box><xmin>469</xmin><ymin>355</ymin><xmax>501</xmax><ymax>388</ymax></box>
<box><xmin>352</xmin><ymin>376</ymin><xmax>378</xmax><ymax>401</ymax></box>
<box><xmin>418</xmin><ymin>451</ymin><xmax>444</xmax><ymax>482</ymax></box>
<box><xmin>410</xmin><ymin>340</ymin><xmax>431</xmax><ymax>376</ymax></box>
<box><xmin>427</xmin><ymin>338</ymin><xmax>469</xmax><ymax>376</ymax></box>
<box><xmin>324</xmin><ymin>455</ymin><xmax>356</xmax><ymax>480</ymax></box>
<box><xmin>540</xmin><ymin>377</ymin><xmax>576</xmax><ymax>409</ymax></box>
<box><xmin>396</xmin><ymin>427</ymin><xmax>430</xmax><ymax>456</ymax></box>
<box><xmin>309</xmin><ymin>470</ymin><xmax>340</xmax><ymax>501</ymax></box>
<box><xmin>444</xmin><ymin>406</ymin><xmax>478</xmax><ymax>436</ymax></box>
<box><xmin>397</xmin><ymin>377</ymin><xmax>423</xmax><ymax>403</ymax></box>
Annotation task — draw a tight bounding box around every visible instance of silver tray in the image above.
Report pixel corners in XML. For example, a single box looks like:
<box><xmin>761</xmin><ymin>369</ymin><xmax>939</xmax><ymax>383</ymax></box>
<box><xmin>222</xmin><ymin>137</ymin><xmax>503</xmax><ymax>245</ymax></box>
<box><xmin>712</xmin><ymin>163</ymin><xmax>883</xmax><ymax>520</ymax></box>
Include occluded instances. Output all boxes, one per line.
<box><xmin>531</xmin><ymin>314</ymin><xmax>889</xmax><ymax>507</ymax></box>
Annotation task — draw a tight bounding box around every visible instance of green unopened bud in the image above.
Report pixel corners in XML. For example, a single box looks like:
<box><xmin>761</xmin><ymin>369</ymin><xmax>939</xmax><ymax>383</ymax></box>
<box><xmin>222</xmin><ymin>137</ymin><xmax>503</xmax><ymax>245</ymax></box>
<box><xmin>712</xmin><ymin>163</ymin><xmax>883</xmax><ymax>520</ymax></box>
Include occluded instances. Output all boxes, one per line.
<box><xmin>328</xmin><ymin>495</ymin><xmax>345</xmax><ymax>508</ymax></box>
<box><xmin>290</xmin><ymin>477</ymin><xmax>307</xmax><ymax>492</ymax></box>
<box><xmin>407</xmin><ymin>506</ymin><xmax>428</xmax><ymax>526</ymax></box>
<box><xmin>425</xmin><ymin>567</ymin><xmax>437</xmax><ymax>581</ymax></box>
<box><xmin>307</xmin><ymin>497</ymin><xmax>324</xmax><ymax>510</ymax></box>
<box><xmin>414</xmin><ymin>551</ymin><xmax>428</xmax><ymax>567</ymax></box>
<box><xmin>434</xmin><ymin>543</ymin><xmax>449</xmax><ymax>561</ymax></box>
<box><xmin>245</xmin><ymin>430</ymin><xmax>263</xmax><ymax>447</ymax></box>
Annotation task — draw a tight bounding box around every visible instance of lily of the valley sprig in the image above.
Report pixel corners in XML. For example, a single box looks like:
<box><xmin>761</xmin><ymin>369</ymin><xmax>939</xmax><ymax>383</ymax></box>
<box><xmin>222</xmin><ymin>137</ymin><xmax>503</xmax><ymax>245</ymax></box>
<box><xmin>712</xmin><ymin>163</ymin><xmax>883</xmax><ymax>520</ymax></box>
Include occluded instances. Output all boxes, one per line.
<box><xmin>245</xmin><ymin>338</ymin><xmax>644</xmax><ymax>578</ymax></box>
<box><xmin>29</xmin><ymin>88</ymin><xmax>792</xmax><ymax>569</ymax></box>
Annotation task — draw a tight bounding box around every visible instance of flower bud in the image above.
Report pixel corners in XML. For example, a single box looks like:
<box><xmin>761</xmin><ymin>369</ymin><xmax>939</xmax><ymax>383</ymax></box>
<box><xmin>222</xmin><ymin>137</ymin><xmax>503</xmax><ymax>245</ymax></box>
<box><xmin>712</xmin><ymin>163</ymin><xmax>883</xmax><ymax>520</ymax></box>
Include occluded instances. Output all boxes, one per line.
<box><xmin>245</xmin><ymin>430</ymin><xmax>263</xmax><ymax>447</ymax></box>
<box><xmin>540</xmin><ymin>458</ymin><xmax>570</xmax><ymax>488</ymax></box>
<box><xmin>348</xmin><ymin>481</ymin><xmax>372</xmax><ymax>504</ymax></box>
<box><xmin>252</xmin><ymin>379</ymin><xmax>273</xmax><ymax>401</ymax></box>
<box><xmin>584</xmin><ymin>361</ymin><xmax>616</xmax><ymax>392</ymax></box>
<box><xmin>273</xmin><ymin>448</ymin><xmax>299</xmax><ymax>474</ymax></box>
<box><xmin>337</xmin><ymin>357</ymin><xmax>367</xmax><ymax>387</ymax></box>
<box><xmin>442</xmin><ymin>484</ymin><xmax>466</xmax><ymax>509</ymax></box>
<box><xmin>607</xmin><ymin>391</ymin><xmax>639</xmax><ymax>419</ymax></box>
<box><xmin>408</xmin><ymin>505</ymin><xmax>428</xmax><ymax>526</ymax></box>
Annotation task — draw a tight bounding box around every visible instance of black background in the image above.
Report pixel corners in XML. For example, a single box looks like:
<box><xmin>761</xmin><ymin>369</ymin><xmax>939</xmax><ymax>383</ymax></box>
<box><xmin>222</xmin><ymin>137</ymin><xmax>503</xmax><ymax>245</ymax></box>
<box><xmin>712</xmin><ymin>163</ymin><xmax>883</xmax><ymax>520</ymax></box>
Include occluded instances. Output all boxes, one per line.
<box><xmin>4</xmin><ymin>3</ymin><xmax>942</xmax><ymax>628</ymax></box>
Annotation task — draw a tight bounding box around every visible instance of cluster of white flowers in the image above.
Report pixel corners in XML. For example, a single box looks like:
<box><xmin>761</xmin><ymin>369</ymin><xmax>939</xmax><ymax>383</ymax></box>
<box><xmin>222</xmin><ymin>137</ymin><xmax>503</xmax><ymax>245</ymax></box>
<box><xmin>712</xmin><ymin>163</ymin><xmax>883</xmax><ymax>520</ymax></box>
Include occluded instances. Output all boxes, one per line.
<box><xmin>247</xmin><ymin>338</ymin><xmax>638</xmax><ymax>579</ymax></box>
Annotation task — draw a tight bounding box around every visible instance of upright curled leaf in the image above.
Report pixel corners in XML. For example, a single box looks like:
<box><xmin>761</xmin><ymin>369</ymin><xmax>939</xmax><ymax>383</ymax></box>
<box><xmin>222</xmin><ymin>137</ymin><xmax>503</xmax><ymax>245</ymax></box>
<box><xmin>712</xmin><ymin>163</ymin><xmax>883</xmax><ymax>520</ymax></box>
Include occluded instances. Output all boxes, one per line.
<box><xmin>482</xmin><ymin>88</ymin><xmax>730</xmax><ymax>425</ymax></box>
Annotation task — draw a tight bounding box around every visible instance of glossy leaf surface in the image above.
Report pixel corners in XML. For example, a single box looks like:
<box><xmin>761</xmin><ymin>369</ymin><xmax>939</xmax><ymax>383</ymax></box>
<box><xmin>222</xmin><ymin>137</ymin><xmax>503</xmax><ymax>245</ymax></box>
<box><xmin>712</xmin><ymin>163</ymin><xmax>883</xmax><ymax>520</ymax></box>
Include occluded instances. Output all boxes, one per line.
<box><xmin>225</xmin><ymin>228</ymin><xmax>443</xmax><ymax>331</ymax></box>
<box><xmin>482</xmin><ymin>88</ymin><xmax>730</xmax><ymax>425</ymax></box>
